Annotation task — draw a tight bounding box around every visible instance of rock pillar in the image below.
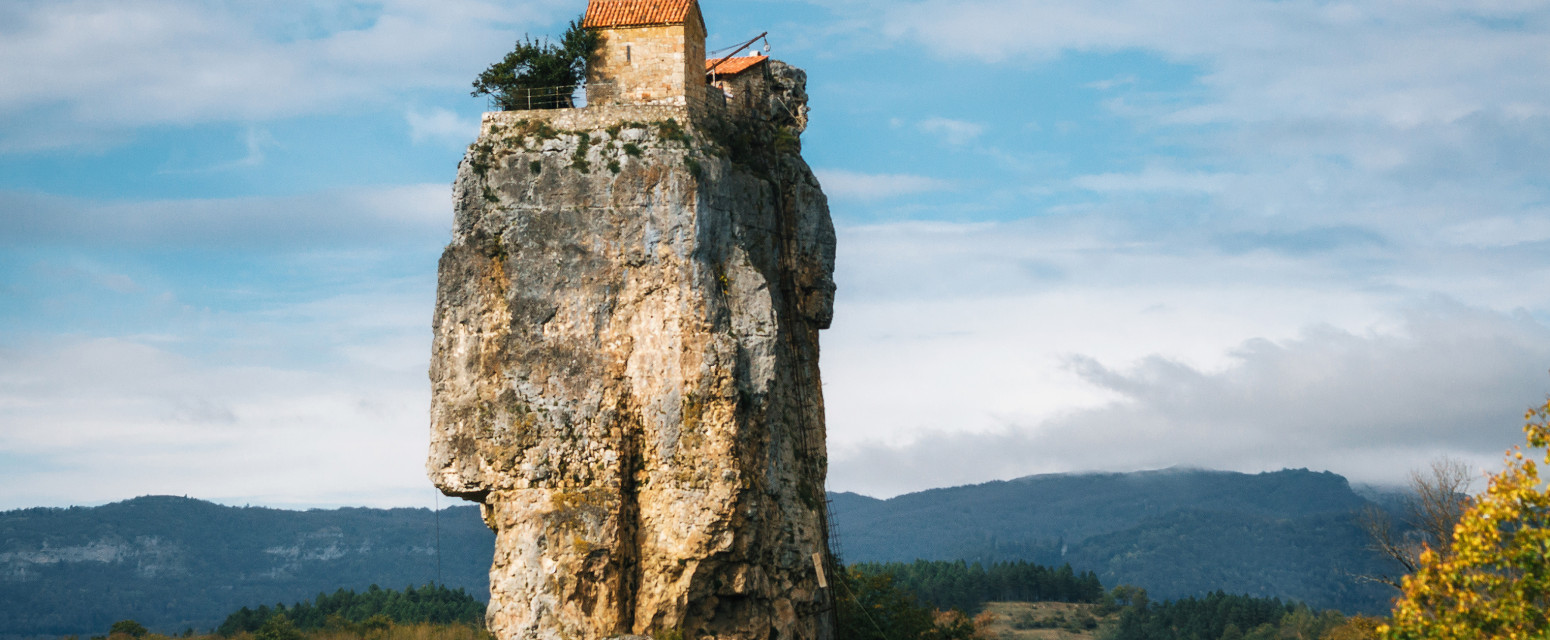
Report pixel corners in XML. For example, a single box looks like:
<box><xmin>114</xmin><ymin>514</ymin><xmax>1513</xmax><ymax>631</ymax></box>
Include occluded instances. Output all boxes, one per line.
<box><xmin>428</xmin><ymin>62</ymin><xmax>836</xmax><ymax>640</ymax></box>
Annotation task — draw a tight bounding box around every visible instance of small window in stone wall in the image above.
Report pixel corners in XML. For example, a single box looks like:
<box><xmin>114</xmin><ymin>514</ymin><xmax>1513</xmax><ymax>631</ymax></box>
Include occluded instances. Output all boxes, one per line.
<box><xmin>626</xmin><ymin>45</ymin><xmax>632</xmax><ymax>63</ymax></box>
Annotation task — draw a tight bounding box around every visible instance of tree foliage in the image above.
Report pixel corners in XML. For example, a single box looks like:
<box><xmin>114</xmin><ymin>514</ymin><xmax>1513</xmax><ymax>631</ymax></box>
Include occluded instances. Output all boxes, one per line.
<box><xmin>1106</xmin><ymin>591</ymin><xmax>1292</xmax><ymax>640</ymax></box>
<box><xmin>835</xmin><ymin>566</ymin><xmax>984</xmax><ymax>640</ymax></box>
<box><xmin>471</xmin><ymin>17</ymin><xmax>601</xmax><ymax>110</ymax></box>
<box><xmin>216</xmin><ymin>584</ymin><xmax>484</xmax><ymax>636</ymax></box>
<box><xmin>1358</xmin><ymin>457</ymin><xmax>1474</xmax><ymax>586</ymax></box>
<box><xmin>92</xmin><ymin>618</ymin><xmax>487</xmax><ymax>640</ymax></box>
<box><xmin>252</xmin><ymin>615</ymin><xmax>302</xmax><ymax>640</ymax></box>
<box><xmin>1324</xmin><ymin>616</ymin><xmax>1386</xmax><ymax>640</ymax></box>
<box><xmin>851</xmin><ymin>560</ymin><xmax>1104</xmax><ymax>613</ymax></box>
<box><xmin>1383</xmin><ymin>400</ymin><xmax>1550</xmax><ymax>639</ymax></box>
<box><xmin>1100</xmin><ymin>590</ymin><xmax>1372</xmax><ymax>640</ymax></box>
<box><xmin>110</xmin><ymin>620</ymin><xmax>151</xmax><ymax>638</ymax></box>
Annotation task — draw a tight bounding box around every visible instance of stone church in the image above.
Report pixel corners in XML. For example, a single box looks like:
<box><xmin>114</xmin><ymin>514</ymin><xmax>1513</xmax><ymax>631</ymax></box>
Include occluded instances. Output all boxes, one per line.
<box><xmin>583</xmin><ymin>0</ymin><xmax>709</xmax><ymax>106</ymax></box>
<box><xmin>583</xmin><ymin>0</ymin><xmax>772</xmax><ymax>114</ymax></box>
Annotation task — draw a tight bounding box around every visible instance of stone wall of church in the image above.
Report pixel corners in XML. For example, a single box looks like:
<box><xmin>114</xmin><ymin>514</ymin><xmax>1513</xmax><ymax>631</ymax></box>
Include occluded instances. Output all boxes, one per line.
<box><xmin>587</xmin><ymin>13</ymin><xmax>706</xmax><ymax>107</ymax></box>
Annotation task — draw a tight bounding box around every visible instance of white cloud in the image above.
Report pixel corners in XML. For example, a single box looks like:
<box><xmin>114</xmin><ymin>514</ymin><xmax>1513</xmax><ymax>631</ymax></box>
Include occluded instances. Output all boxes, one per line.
<box><xmin>96</xmin><ymin>272</ymin><xmax>140</xmax><ymax>293</ymax></box>
<box><xmin>158</xmin><ymin>127</ymin><xmax>279</xmax><ymax>173</ymax></box>
<box><xmin>818</xmin><ymin>209</ymin><xmax>1550</xmax><ymax>496</ymax></box>
<box><xmin>1442</xmin><ymin>214</ymin><xmax>1550</xmax><ymax>248</ymax></box>
<box><xmin>827</xmin><ymin>300</ymin><xmax>1550</xmax><ymax>498</ymax></box>
<box><xmin>20</xmin><ymin>262</ymin><xmax>145</xmax><ymax>295</ymax></box>
<box><xmin>0</xmin><ymin>283</ymin><xmax>438</xmax><ymax>510</ymax></box>
<box><xmin>1087</xmin><ymin>75</ymin><xmax>1138</xmax><ymax>90</ymax></box>
<box><xmin>0</xmin><ymin>184</ymin><xmax>453</xmax><ymax>249</ymax></box>
<box><xmin>917</xmin><ymin>117</ymin><xmax>986</xmax><ymax>146</ymax></box>
<box><xmin>815</xmin><ymin>169</ymin><xmax>954</xmax><ymax>200</ymax></box>
<box><xmin>232</xmin><ymin>127</ymin><xmax>278</xmax><ymax>168</ymax></box>
<box><xmin>824</xmin><ymin>217</ymin><xmax>1387</xmax><ymax>443</ymax></box>
<box><xmin>876</xmin><ymin>0</ymin><xmax>1550</xmax><ymax>128</ymax></box>
<box><xmin>406</xmin><ymin>107</ymin><xmax>479</xmax><ymax>146</ymax></box>
<box><xmin>810</xmin><ymin>0</ymin><xmax>1550</xmax><ymax>270</ymax></box>
<box><xmin>1072</xmin><ymin>167</ymin><xmax>1235</xmax><ymax>194</ymax></box>
<box><xmin>0</xmin><ymin>180</ymin><xmax>456</xmax><ymax>510</ymax></box>
<box><xmin>845</xmin><ymin>0</ymin><xmax>1550</xmax><ymax>257</ymax></box>
<box><xmin>0</xmin><ymin>0</ymin><xmax>573</xmax><ymax>149</ymax></box>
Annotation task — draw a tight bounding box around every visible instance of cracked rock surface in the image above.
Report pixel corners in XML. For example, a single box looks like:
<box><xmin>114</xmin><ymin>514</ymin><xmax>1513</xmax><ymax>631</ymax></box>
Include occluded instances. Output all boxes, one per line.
<box><xmin>429</xmin><ymin>61</ymin><xmax>837</xmax><ymax>640</ymax></box>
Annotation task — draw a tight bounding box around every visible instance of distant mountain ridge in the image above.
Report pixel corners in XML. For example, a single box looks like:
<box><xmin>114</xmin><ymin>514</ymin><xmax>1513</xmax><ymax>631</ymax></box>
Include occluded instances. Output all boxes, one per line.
<box><xmin>828</xmin><ymin>468</ymin><xmax>1401</xmax><ymax>614</ymax></box>
<box><xmin>0</xmin><ymin>497</ymin><xmax>494</xmax><ymax>639</ymax></box>
<box><xmin>0</xmin><ymin>469</ymin><xmax>1405</xmax><ymax>638</ymax></box>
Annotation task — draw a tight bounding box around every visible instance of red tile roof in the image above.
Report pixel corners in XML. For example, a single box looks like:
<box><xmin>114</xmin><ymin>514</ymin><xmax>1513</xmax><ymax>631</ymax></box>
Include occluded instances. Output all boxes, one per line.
<box><xmin>583</xmin><ymin>0</ymin><xmax>696</xmax><ymax>28</ymax></box>
<box><xmin>707</xmin><ymin>55</ymin><xmax>768</xmax><ymax>76</ymax></box>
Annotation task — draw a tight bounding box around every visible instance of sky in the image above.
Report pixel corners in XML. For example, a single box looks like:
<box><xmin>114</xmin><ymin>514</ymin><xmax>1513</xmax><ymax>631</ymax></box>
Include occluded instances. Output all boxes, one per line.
<box><xmin>3</xmin><ymin>0</ymin><xmax>1550</xmax><ymax>509</ymax></box>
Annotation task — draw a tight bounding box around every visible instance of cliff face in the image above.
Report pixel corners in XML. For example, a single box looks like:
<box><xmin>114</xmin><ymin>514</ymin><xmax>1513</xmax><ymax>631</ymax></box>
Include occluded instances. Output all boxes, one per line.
<box><xmin>428</xmin><ymin>61</ymin><xmax>837</xmax><ymax>640</ymax></box>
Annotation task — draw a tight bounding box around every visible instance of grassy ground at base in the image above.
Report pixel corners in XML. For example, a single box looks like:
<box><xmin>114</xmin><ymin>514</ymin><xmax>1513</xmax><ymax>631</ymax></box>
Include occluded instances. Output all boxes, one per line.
<box><xmin>975</xmin><ymin>602</ymin><xmax>1117</xmax><ymax>640</ymax></box>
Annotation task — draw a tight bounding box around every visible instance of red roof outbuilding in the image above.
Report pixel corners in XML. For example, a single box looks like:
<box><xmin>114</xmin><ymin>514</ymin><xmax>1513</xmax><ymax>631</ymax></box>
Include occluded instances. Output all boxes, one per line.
<box><xmin>707</xmin><ymin>55</ymin><xmax>768</xmax><ymax>77</ymax></box>
<box><xmin>583</xmin><ymin>0</ymin><xmax>698</xmax><ymax>29</ymax></box>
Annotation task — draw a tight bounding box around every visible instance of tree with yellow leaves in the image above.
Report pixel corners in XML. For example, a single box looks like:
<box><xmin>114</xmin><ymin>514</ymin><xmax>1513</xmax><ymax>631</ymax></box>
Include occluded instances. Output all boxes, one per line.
<box><xmin>1382</xmin><ymin>399</ymin><xmax>1550</xmax><ymax>639</ymax></box>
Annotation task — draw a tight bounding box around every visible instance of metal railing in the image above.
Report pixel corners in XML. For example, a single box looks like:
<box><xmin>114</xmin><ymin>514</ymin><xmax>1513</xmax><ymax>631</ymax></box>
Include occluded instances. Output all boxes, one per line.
<box><xmin>486</xmin><ymin>84</ymin><xmax>590</xmax><ymax>111</ymax></box>
<box><xmin>485</xmin><ymin>82</ymin><xmax>731</xmax><ymax>113</ymax></box>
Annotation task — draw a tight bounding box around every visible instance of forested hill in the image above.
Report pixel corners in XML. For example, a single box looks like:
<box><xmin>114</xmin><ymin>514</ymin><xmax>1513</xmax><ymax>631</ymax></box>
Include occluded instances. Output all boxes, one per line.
<box><xmin>0</xmin><ymin>469</ymin><xmax>1405</xmax><ymax>638</ymax></box>
<box><xmin>0</xmin><ymin>497</ymin><xmax>493</xmax><ymax>639</ymax></box>
<box><xmin>828</xmin><ymin>468</ymin><xmax>1401</xmax><ymax>615</ymax></box>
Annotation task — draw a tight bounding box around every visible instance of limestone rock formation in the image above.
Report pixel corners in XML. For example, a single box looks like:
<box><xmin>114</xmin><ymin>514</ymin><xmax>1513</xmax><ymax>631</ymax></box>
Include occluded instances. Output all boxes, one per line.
<box><xmin>428</xmin><ymin>61</ymin><xmax>837</xmax><ymax>640</ymax></box>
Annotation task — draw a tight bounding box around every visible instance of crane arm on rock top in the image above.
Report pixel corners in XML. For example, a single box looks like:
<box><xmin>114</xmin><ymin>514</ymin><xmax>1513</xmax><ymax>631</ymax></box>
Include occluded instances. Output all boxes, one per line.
<box><xmin>706</xmin><ymin>32</ymin><xmax>769</xmax><ymax>77</ymax></box>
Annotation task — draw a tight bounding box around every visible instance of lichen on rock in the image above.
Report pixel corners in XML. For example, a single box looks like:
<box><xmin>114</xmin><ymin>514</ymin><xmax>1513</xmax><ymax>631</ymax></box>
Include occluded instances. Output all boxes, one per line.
<box><xmin>428</xmin><ymin>61</ymin><xmax>837</xmax><ymax>640</ymax></box>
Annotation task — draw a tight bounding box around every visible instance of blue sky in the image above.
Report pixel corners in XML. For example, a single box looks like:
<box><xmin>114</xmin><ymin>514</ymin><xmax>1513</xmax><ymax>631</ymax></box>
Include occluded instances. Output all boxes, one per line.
<box><xmin>3</xmin><ymin>0</ymin><xmax>1550</xmax><ymax>508</ymax></box>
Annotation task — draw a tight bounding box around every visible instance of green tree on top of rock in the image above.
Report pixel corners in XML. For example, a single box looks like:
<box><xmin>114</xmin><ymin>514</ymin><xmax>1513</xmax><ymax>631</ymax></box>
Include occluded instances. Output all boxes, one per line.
<box><xmin>472</xmin><ymin>17</ymin><xmax>601</xmax><ymax>110</ymax></box>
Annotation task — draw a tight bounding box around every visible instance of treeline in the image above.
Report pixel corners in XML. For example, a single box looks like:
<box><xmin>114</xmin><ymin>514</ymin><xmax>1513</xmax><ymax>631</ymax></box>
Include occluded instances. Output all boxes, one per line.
<box><xmin>216</xmin><ymin>584</ymin><xmax>484</xmax><ymax>636</ymax></box>
<box><xmin>834</xmin><ymin>563</ymin><xmax>1383</xmax><ymax>640</ymax></box>
<box><xmin>78</xmin><ymin>618</ymin><xmax>488</xmax><ymax>640</ymax></box>
<box><xmin>835</xmin><ymin>567</ymin><xmax>978</xmax><ymax>640</ymax></box>
<box><xmin>851</xmin><ymin>559</ymin><xmax>1104</xmax><ymax>612</ymax></box>
<box><xmin>1107</xmin><ymin>590</ymin><xmax>1380</xmax><ymax>640</ymax></box>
